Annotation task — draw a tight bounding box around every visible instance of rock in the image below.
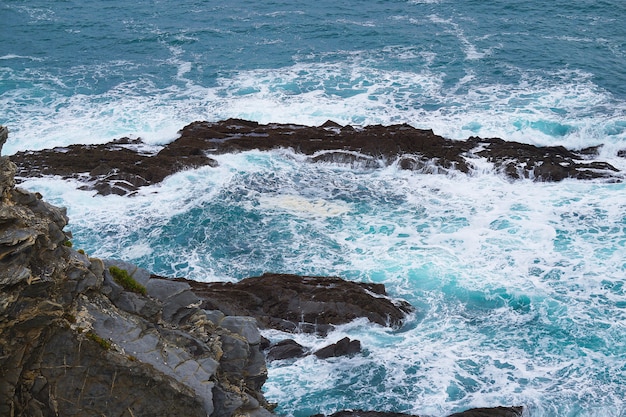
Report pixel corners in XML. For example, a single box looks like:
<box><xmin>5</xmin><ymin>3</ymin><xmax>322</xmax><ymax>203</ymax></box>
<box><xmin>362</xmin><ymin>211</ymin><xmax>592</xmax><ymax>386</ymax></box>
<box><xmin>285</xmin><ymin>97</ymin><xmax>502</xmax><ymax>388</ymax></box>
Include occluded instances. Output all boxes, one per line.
<box><xmin>446</xmin><ymin>406</ymin><xmax>524</xmax><ymax>417</ymax></box>
<box><xmin>11</xmin><ymin>135</ymin><xmax>216</xmax><ymax>196</ymax></box>
<box><xmin>11</xmin><ymin>120</ymin><xmax>621</xmax><ymax>196</ymax></box>
<box><xmin>0</xmin><ymin>126</ymin><xmax>16</xmax><ymax>200</ymax></box>
<box><xmin>266</xmin><ymin>339</ymin><xmax>307</xmax><ymax>361</ymax></box>
<box><xmin>0</xmin><ymin>126</ymin><xmax>7</xmax><ymax>156</ymax></box>
<box><xmin>314</xmin><ymin>337</ymin><xmax>362</xmax><ymax>359</ymax></box>
<box><xmin>311</xmin><ymin>412</ymin><xmax>417</xmax><ymax>417</ymax></box>
<box><xmin>0</xmin><ymin>136</ymin><xmax>274</xmax><ymax>417</ymax></box>
<box><xmin>313</xmin><ymin>407</ymin><xmax>524</xmax><ymax>417</ymax></box>
<box><xmin>178</xmin><ymin>272</ymin><xmax>414</xmax><ymax>335</ymax></box>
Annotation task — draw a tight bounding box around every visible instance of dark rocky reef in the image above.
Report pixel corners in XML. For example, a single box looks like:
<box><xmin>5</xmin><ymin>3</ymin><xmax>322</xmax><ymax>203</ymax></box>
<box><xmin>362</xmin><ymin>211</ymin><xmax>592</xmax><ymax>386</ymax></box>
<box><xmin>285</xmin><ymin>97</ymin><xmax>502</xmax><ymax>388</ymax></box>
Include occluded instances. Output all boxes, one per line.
<box><xmin>314</xmin><ymin>407</ymin><xmax>524</xmax><ymax>417</ymax></box>
<box><xmin>176</xmin><ymin>272</ymin><xmax>414</xmax><ymax>336</ymax></box>
<box><xmin>11</xmin><ymin>119</ymin><xmax>621</xmax><ymax>196</ymax></box>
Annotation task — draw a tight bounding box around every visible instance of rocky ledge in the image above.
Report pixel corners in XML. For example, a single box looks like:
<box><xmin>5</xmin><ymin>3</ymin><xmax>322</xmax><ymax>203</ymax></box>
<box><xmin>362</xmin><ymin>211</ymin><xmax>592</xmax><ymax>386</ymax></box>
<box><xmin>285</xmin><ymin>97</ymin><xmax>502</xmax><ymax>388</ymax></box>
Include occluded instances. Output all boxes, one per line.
<box><xmin>313</xmin><ymin>408</ymin><xmax>524</xmax><ymax>417</ymax></box>
<box><xmin>11</xmin><ymin>119</ymin><xmax>622</xmax><ymax>196</ymax></box>
<box><xmin>2</xmin><ymin>125</ymin><xmax>523</xmax><ymax>416</ymax></box>
<box><xmin>177</xmin><ymin>272</ymin><xmax>414</xmax><ymax>336</ymax></box>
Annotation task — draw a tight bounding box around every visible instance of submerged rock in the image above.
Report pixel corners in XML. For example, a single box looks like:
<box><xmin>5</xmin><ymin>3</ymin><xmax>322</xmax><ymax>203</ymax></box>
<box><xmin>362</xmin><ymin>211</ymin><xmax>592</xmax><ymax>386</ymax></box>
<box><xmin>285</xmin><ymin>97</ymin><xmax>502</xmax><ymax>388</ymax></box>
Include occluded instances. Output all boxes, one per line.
<box><xmin>11</xmin><ymin>119</ymin><xmax>621</xmax><ymax>196</ymax></box>
<box><xmin>177</xmin><ymin>272</ymin><xmax>414</xmax><ymax>336</ymax></box>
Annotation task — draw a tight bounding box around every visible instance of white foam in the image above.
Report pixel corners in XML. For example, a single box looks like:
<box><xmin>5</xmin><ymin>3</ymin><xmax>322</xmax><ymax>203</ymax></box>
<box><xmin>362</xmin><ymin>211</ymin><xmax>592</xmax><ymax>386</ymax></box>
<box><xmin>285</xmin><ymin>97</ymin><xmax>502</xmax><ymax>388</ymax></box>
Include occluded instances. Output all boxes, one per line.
<box><xmin>0</xmin><ymin>54</ymin><xmax>44</xmax><ymax>61</ymax></box>
<box><xmin>257</xmin><ymin>195</ymin><xmax>351</xmax><ymax>218</ymax></box>
<box><xmin>4</xmin><ymin>56</ymin><xmax>626</xmax><ymax>162</ymax></box>
<box><xmin>17</xmin><ymin>148</ymin><xmax>626</xmax><ymax>416</ymax></box>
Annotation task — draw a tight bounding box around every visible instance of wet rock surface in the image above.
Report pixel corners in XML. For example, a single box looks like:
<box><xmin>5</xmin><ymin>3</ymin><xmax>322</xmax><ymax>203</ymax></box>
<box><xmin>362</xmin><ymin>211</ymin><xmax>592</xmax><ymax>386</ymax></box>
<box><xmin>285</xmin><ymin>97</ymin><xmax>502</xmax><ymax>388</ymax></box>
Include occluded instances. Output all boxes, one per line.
<box><xmin>313</xmin><ymin>337</ymin><xmax>362</xmax><ymax>359</ymax></box>
<box><xmin>265</xmin><ymin>339</ymin><xmax>307</xmax><ymax>361</ymax></box>
<box><xmin>11</xmin><ymin>119</ymin><xmax>621</xmax><ymax>196</ymax></box>
<box><xmin>177</xmin><ymin>272</ymin><xmax>414</xmax><ymax>336</ymax></box>
<box><xmin>312</xmin><ymin>406</ymin><xmax>524</xmax><ymax>417</ymax></box>
<box><xmin>446</xmin><ymin>406</ymin><xmax>524</xmax><ymax>417</ymax></box>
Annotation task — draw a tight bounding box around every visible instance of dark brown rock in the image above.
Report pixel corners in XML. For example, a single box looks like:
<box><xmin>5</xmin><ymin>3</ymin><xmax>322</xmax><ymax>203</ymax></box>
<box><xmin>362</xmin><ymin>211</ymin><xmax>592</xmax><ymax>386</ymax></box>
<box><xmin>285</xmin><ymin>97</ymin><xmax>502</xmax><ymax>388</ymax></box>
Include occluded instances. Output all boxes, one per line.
<box><xmin>312</xmin><ymin>406</ymin><xmax>524</xmax><ymax>417</ymax></box>
<box><xmin>446</xmin><ymin>406</ymin><xmax>524</xmax><ymax>417</ymax></box>
<box><xmin>266</xmin><ymin>339</ymin><xmax>307</xmax><ymax>361</ymax></box>
<box><xmin>311</xmin><ymin>411</ymin><xmax>418</xmax><ymax>417</ymax></box>
<box><xmin>12</xmin><ymin>136</ymin><xmax>216</xmax><ymax>196</ymax></box>
<box><xmin>314</xmin><ymin>337</ymin><xmax>361</xmax><ymax>359</ymax></box>
<box><xmin>11</xmin><ymin>120</ymin><xmax>620</xmax><ymax>196</ymax></box>
<box><xmin>178</xmin><ymin>272</ymin><xmax>414</xmax><ymax>335</ymax></box>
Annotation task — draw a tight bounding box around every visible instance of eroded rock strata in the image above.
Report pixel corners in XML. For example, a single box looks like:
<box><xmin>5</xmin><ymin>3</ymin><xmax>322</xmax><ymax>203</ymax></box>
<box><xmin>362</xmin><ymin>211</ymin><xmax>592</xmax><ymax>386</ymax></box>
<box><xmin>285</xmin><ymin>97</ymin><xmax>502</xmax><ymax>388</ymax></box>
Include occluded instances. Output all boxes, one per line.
<box><xmin>1</xmin><ymin>128</ymin><xmax>272</xmax><ymax>416</ymax></box>
<box><xmin>11</xmin><ymin>119</ymin><xmax>621</xmax><ymax>196</ymax></box>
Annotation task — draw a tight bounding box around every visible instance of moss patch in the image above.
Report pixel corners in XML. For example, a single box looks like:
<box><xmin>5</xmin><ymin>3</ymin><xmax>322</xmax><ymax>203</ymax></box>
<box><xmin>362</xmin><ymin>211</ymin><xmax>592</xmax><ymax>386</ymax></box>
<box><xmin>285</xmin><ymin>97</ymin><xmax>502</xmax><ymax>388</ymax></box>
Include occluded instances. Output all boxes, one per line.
<box><xmin>108</xmin><ymin>265</ymin><xmax>147</xmax><ymax>295</ymax></box>
<box><xmin>86</xmin><ymin>331</ymin><xmax>112</xmax><ymax>350</ymax></box>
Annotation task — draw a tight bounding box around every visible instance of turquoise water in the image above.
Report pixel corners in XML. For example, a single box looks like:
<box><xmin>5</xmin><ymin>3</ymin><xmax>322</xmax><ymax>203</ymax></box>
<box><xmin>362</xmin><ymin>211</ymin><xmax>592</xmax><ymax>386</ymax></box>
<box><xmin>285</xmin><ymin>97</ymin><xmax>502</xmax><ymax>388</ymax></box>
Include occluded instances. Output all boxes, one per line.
<box><xmin>3</xmin><ymin>1</ymin><xmax>626</xmax><ymax>416</ymax></box>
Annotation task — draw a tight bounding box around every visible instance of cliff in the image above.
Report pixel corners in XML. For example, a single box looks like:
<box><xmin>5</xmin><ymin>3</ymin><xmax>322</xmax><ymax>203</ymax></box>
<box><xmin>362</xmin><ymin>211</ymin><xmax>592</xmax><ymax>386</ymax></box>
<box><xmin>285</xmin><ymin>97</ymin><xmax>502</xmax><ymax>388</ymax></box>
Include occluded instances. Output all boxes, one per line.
<box><xmin>1</xmin><ymin>126</ymin><xmax>273</xmax><ymax>417</ymax></box>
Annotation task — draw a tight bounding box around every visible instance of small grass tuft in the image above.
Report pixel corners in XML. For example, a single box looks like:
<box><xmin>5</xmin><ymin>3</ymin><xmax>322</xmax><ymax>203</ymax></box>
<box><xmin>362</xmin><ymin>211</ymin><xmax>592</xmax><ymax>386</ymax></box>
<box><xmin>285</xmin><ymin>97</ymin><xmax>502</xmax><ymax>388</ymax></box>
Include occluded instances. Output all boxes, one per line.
<box><xmin>63</xmin><ymin>240</ymin><xmax>73</xmax><ymax>247</ymax></box>
<box><xmin>108</xmin><ymin>265</ymin><xmax>147</xmax><ymax>295</ymax></box>
<box><xmin>86</xmin><ymin>331</ymin><xmax>112</xmax><ymax>350</ymax></box>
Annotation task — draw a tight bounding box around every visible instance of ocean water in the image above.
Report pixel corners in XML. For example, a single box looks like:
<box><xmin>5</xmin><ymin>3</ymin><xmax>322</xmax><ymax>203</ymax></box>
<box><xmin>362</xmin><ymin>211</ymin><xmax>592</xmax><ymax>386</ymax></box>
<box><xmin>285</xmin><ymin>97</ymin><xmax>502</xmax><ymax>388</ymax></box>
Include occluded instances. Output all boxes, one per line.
<box><xmin>2</xmin><ymin>1</ymin><xmax>626</xmax><ymax>416</ymax></box>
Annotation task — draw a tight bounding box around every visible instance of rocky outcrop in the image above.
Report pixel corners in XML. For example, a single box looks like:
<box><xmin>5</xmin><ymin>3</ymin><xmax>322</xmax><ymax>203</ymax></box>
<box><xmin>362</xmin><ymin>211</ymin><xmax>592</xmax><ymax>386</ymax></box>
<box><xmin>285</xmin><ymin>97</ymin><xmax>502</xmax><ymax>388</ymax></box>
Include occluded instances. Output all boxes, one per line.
<box><xmin>312</xmin><ymin>406</ymin><xmax>524</xmax><ymax>417</ymax></box>
<box><xmin>313</xmin><ymin>337</ymin><xmax>362</xmax><ymax>359</ymax></box>
<box><xmin>11</xmin><ymin>119</ymin><xmax>621</xmax><ymax>196</ymax></box>
<box><xmin>265</xmin><ymin>339</ymin><xmax>307</xmax><ymax>361</ymax></box>
<box><xmin>0</xmin><ymin>127</ymin><xmax>273</xmax><ymax>417</ymax></box>
<box><xmin>446</xmin><ymin>407</ymin><xmax>524</xmax><ymax>417</ymax></box>
<box><xmin>12</xmin><ymin>136</ymin><xmax>216</xmax><ymax>196</ymax></box>
<box><xmin>265</xmin><ymin>337</ymin><xmax>362</xmax><ymax>362</ymax></box>
<box><xmin>176</xmin><ymin>272</ymin><xmax>414</xmax><ymax>336</ymax></box>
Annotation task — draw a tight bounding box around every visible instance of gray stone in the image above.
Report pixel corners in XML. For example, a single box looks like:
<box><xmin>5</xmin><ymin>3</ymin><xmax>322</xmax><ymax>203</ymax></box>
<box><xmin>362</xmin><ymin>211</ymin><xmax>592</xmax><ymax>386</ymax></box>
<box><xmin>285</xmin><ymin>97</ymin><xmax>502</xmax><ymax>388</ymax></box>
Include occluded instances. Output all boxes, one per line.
<box><xmin>221</xmin><ymin>316</ymin><xmax>262</xmax><ymax>345</ymax></box>
<box><xmin>266</xmin><ymin>339</ymin><xmax>307</xmax><ymax>361</ymax></box>
<box><xmin>147</xmin><ymin>277</ymin><xmax>191</xmax><ymax>301</ymax></box>
<box><xmin>0</xmin><ymin>126</ymin><xmax>7</xmax><ymax>155</ymax></box>
<box><xmin>219</xmin><ymin>333</ymin><xmax>250</xmax><ymax>374</ymax></box>
<box><xmin>104</xmin><ymin>258</ymin><xmax>151</xmax><ymax>285</ymax></box>
<box><xmin>204</xmin><ymin>309</ymin><xmax>225</xmax><ymax>325</ymax></box>
<box><xmin>314</xmin><ymin>337</ymin><xmax>362</xmax><ymax>359</ymax></box>
<box><xmin>162</xmin><ymin>289</ymin><xmax>201</xmax><ymax>323</ymax></box>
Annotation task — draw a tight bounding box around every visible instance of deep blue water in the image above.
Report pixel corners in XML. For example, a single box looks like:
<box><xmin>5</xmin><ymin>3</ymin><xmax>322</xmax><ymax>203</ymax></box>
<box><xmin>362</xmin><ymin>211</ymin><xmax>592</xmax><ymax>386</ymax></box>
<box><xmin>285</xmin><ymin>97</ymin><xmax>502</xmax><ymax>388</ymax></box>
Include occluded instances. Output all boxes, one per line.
<box><xmin>2</xmin><ymin>1</ymin><xmax>626</xmax><ymax>416</ymax></box>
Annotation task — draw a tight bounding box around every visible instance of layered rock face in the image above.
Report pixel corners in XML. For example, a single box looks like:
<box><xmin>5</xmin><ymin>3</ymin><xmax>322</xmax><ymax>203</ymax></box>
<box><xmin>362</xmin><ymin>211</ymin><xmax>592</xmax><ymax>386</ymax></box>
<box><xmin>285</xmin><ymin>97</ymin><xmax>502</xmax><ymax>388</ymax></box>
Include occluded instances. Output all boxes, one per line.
<box><xmin>11</xmin><ymin>119</ymin><xmax>622</xmax><ymax>196</ymax></box>
<box><xmin>0</xmin><ymin>127</ymin><xmax>272</xmax><ymax>417</ymax></box>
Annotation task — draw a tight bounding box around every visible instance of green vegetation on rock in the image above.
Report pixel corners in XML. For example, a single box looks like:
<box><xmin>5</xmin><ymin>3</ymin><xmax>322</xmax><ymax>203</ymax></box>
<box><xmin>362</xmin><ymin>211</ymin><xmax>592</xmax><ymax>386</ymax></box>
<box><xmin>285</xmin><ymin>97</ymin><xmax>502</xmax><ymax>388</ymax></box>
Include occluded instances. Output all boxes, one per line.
<box><xmin>86</xmin><ymin>331</ymin><xmax>112</xmax><ymax>350</ymax></box>
<box><xmin>108</xmin><ymin>265</ymin><xmax>147</xmax><ymax>295</ymax></box>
